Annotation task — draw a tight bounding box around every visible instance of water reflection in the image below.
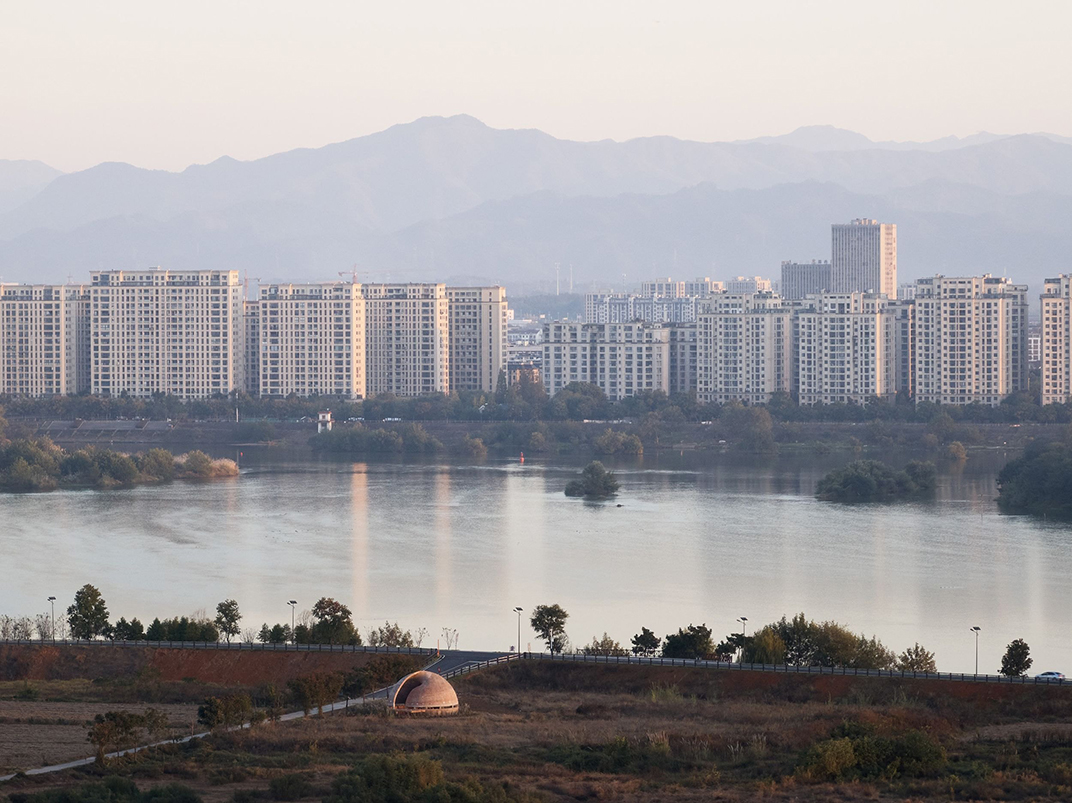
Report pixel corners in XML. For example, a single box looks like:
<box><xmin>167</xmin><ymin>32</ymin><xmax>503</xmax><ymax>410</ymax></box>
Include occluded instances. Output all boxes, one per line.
<box><xmin>0</xmin><ymin>450</ymin><xmax>1068</xmax><ymax>674</ymax></box>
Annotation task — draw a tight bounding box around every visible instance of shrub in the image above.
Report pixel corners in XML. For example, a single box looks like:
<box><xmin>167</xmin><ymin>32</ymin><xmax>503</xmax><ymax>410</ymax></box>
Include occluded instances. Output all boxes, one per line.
<box><xmin>564</xmin><ymin>461</ymin><xmax>620</xmax><ymax>498</ymax></box>
<box><xmin>816</xmin><ymin>460</ymin><xmax>936</xmax><ymax>503</ymax></box>
<box><xmin>456</xmin><ymin>435</ymin><xmax>488</xmax><ymax>459</ymax></box>
<box><xmin>268</xmin><ymin>774</ymin><xmax>314</xmax><ymax>801</ymax></box>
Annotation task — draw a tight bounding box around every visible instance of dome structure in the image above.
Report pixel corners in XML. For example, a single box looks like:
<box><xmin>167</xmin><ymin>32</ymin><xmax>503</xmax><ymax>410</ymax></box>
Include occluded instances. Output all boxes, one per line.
<box><xmin>389</xmin><ymin>671</ymin><xmax>459</xmax><ymax>715</ymax></box>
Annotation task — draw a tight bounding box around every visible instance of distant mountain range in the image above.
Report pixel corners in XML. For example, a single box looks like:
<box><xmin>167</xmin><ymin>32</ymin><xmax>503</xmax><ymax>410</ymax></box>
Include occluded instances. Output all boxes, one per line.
<box><xmin>1</xmin><ymin>117</ymin><xmax>1070</xmax><ymax>295</ymax></box>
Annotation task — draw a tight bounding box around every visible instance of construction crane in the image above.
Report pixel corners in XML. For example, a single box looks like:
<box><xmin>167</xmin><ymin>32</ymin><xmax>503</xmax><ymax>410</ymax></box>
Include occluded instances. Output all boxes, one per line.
<box><xmin>242</xmin><ymin>272</ymin><xmax>262</xmax><ymax>300</ymax></box>
<box><xmin>338</xmin><ymin>264</ymin><xmax>370</xmax><ymax>284</ymax></box>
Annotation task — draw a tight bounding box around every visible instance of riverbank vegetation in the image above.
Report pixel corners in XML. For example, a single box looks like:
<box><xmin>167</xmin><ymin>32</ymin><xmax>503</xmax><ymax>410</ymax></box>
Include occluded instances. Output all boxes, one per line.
<box><xmin>815</xmin><ymin>459</ymin><xmax>937</xmax><ymax>503</ymax></box>
<box><xmin>308</xmin><ymin>422</ymin><xmax>443</xmax><ymax>455</ymax></box>
<box><xmin>997</xmin><ymin>439</ymin><xmax>1072</xmax><ymax>518</ymax></box>
<box><xmin>5</xmin><ymin>374</ymin><xmax>1072</xmax><ymax>428</ymax></box>
<box><xmin>0</xmin><ymin>438</ymin><xmax>236</xmax><ymax>492</ymax></box>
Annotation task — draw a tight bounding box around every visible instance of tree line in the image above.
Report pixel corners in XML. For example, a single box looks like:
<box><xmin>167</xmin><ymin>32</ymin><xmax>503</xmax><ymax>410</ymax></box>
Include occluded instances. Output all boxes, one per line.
<box><xmin>5</xmin><ymin>585</ymin><xmax>445</xmax><ymax>650</ymax></box>
<box><xmin>5</xmin><ymin>376</ymin><xmax>1072</xmax><ymax>431</ymax></box>
<box><xmin>530</xmin><ymin>604</ymin><xmax>1041</xmax><ymax>677</ymax></box>
<box><xmin>0</xmin><ymin>438</ymin><xmax>236</xmax><ymax>492</ymax></box>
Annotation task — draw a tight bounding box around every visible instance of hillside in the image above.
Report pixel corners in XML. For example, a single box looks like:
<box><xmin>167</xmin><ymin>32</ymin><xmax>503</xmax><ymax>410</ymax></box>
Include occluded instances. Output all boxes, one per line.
<box><xmin>1</xmin><ymin>117</ymin><xmax>1070</xmax><ymax>292</ymax></box>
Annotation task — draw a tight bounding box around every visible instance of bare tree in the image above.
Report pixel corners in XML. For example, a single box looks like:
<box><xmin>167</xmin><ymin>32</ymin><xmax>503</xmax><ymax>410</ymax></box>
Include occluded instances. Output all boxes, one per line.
<box><xmin>0</xmin><ymin>615</ymin><xmax>14</xmax><ymax>640</ymax></box>
<box><xmin>441</xmin><ymin>627</ymin><xmax>459</xmax><ymax>650</ymax></box>
<box><xmin>414</xmin><ymin>627</ymin><xmax>429</xmax><ymax>648</ymax></box>
<box><xmin>13</xmin><ymin>617</ymin><xmax>34</xmax><ymax>640</ymax></box>
<box><xmin>34</xmin><ymin>612</ymin><xmax>52</xmax><ymax>640</ymax></box>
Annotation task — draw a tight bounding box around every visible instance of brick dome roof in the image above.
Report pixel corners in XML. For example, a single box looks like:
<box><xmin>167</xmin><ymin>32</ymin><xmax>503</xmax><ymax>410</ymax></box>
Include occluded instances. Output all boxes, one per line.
<box><xmin>390</xmin><ymin>671</ymin><xmax>459</xmax><ymax>714</ymax></box>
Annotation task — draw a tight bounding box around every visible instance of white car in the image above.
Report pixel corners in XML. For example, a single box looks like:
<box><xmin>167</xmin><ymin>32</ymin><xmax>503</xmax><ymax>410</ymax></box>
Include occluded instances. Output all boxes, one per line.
<box><xmin>1036</xmin><ymin>671</ymin><xmax>1066</xmax><ymax>680</ymax></box>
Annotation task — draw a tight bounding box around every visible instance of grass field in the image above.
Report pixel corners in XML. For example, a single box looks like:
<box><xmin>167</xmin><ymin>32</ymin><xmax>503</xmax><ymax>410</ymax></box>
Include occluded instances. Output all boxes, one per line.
<box><xmin>5</xmin><ymin>660</ymin><xmax>1072</xmax><ymax>801</ymax></box>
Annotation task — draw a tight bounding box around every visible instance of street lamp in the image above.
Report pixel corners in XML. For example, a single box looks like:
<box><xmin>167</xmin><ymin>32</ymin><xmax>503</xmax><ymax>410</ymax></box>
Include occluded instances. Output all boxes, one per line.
<box><xmin>513</xmin><ymin>607</ymin><xmax>523</xmax><ymax>654</ymax></box>
<box><xmin>970</xmin><ymin>626</ymin><xmax>981</xmax><ymax>675</ymax></box>
<box><xmin>737</xmin><ymin>616</ymin><xmax>748</xmax><ymax>637</ymax></box>
<box><xmin>47</xmin><ymin>596</ymin><xmax>56</xmax><ymax>643</ymax></box>
<box><xmin>288</xmin><ymin>600</ymin><xmax>298</xmax><ymax>644</ymax></box>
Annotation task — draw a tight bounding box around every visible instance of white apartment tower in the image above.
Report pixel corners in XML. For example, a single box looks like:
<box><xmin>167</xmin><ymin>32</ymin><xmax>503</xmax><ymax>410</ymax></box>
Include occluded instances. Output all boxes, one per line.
<box><xmin>541</xmin><ymin>321</ymin><xmax>670</xmax><ymax>400</ymax></box>
<box><xmin>364</xmin><ymin>283</ymin><xmax>449</xmax><ymax>396</ymax></box>
<box><xmin>913</xmin><ymin>275</ymin><xmax>1028</xmax><ymax>406</ymax></box>
<box><xmin>0</xmin><ymin>284</ymin><xmax>90</xmax><ymax>396</ymax></box>
<box><xmin>683</xmin><ymin>277</ymin><xmax>723</xmax><ymax>297</ymax></box>
<box><xmin>781</xmin><ymin>260</ymin><xmax>832</xmax><ymax>300</ymax></box>
<box><xmin>256</xmin><ymin>283</ymin><xmax>366</xmax><ymax>398</ymax></box>
<box><xmin>89</xmin><ymin>269</ymin><xmax>242</xmax><ymax>398</ymax></box>
<box><xmin>641</xmin><ymin>278</ymin><xmax>685</xmax><ymax>298</ymax></box>
<box><xmin>696</xmin><ymin>293</ymin><xmax>793</xmax><ymax>405</ymax></box>
<box><xmin>725</xmin><ymin>276</ymin><xmax>773</xmax><ymax>294</ymax></box>
<box><xmin>1041</xmin><ymin>275</ymin><xmax>1071</xmax><ymax>405</ymax></box>
<box><xmin>446</xmin><ymin>286</ymin><xmax>508</xmax><ymax>393</ymax></box>
<box><xmin>831</xmin><ymin>219</ymin><xmax>897</xmax><ymax>298</ymax></box>
<box><xmin>795</xmin><ymin>293</ymin><xmax>902</xmax><ymax>405</ymax></box>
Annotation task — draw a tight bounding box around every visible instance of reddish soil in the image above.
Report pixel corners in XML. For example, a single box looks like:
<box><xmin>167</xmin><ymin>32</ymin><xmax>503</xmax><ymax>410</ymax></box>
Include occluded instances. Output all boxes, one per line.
<box><xmin>0</xmin><ymin>644</ymin><xmax>394</xmax><ymax>686</ymax></box>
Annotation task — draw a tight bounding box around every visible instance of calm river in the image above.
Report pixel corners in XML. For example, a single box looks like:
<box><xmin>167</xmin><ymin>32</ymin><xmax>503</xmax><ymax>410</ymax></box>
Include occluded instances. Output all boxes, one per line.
<box><xmin>2</xmin><ymin>449</ymin><xmax>1069</xmax><ymax>674</ymax></box>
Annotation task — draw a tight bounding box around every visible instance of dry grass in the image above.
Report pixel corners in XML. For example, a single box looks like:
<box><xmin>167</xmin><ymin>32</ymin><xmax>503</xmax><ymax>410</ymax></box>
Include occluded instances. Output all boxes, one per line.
<box><xmin>0</xmin><ymin>701</ymin><xmax>198</xmax><ymax>772</ymax></box>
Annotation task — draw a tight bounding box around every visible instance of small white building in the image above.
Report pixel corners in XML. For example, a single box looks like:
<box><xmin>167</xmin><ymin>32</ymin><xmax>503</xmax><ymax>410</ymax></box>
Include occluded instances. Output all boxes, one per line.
<box><xmin>317</xmin><ymin>410</ymin><xmax>333</xmax><ymax>433</ymax></box>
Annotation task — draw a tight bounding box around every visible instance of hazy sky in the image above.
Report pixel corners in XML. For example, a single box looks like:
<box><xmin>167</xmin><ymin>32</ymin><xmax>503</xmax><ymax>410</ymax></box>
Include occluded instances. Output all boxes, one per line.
<box><xmin>3</xmin><ymin>1</ymin><xmax>1070</xmax><ymax>172</ymax></box>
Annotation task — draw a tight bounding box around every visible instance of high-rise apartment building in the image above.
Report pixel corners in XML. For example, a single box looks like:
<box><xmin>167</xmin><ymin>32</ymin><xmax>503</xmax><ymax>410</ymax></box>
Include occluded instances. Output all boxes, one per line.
<box><xmin>584</xmin><ymin>293</ymin><xmax>706</xmax><ymax>324</ymax></box>
<box><xmin>364</xmin><ymin>283</ymin><xmax>449</xmax><ymax>396</ymax></box>
<box><xmin>243</xmin><ymin>300</ymin><xmax>260</xmax><ymax>397</ymax></box>
<box><xmin>831</xmin><ymin>219</ymin><xmax>897</xmax><ymax>297</ymax></box>
<box><xmin>641</xmin><ymin>278</ymin><xmax>685</xmax><ymax>298</ymax></box>
<box><xmin>668</xmin><ymin>323</ymin><xmax>698</xmax><ymax>395</ymax></box>
<box><xmin>780</xmin><ymin>260</ymin><xmax>831</xmax><ymax>300</ymax></box>
<box><xmin>725</xmin><ymin>276</ymin><xmax>773</xmax><ymax>294</ymax></box>
<box><xmin>89</xmin><ymin>269</ymin><xmax>242</xmax><ymax>398</ymax></box>
<box><xmin>913</xmin><ymin>275</ymin><xmax>1028</xmax><ymax>406</ymax></box>
<box><xmin>1041</xmin><ymin>275</ymin><xmax>1071</xmax><ymax>405</ymax></box>
<box><xmin>795</xmin><ymin>293</ymin><xmax>903</xmax><ymax>405</ymax></box>
<box><xmin>541</xmin><ymin>321</ymin><xmax>670</xmax><ymax>400</ymax></box>
<box><xmin>697</xmin><ymin>293</ymin><xmax>793</xmax><ymax>405</ymax></box>
<box><xmin>0</xmin><ymin>284</ymin><xmax>89</xmax><ymax>396</ymax></box>
<box><xmin>683</xmin><ymin>277</ymin><xmax>723</xmax><ymax>296</ymax></box>
<box><xmin>255</xmin><ymin>283</ymin><xmax>365</xmax><ymax>398</ymax></box>
<box><xmin>446</xmin><ymin>286</ymin><xmax>508</xmax><ymax>393</ymax></box>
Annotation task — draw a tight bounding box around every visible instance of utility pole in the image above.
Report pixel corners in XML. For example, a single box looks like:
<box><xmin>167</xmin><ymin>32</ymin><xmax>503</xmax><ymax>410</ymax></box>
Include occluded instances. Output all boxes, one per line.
<box><xmin>970</xmin><ymin>626</ymin><xmax>981</xmax><ymax>674</ymax></box>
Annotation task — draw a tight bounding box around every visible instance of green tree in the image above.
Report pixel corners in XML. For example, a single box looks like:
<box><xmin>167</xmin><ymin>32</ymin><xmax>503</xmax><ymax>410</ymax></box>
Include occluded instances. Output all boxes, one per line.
<box><xmin>564</xmin><ymin>460</ymin><xmax>621</xmax><ymax>498</ymax></box>
<box><xmin>1000</xmin><ymin>638</ymin><xmax>1033</xmax><ymax>677</ymax></box>
<box><xmin>530</xmin><ymin>603</ymin><xmax>569</xmax><ymax>654</ymax></box>
<box><xmin>746</xmin><ymin>628</ymin><xmax>787</xmax><ymax>665</ymax></box>
<box><xmin>86</xmin><ymin>711</ymin><xmax>144</xmax><ymax>764</ymax></box>
<box><xmin>997</xmin><ymin>440</ymin><xmax>1072</xmax><ymax>518</ymax></box>
<box><xmin>112</xmin><ymin>617</ymin><xmax>144</xmax><ymax>641</ymax></box>
<box><xmin>214</xmin><ymin>599</ymin><xmax>242</xmax><ymax>643</ymax></box>
<box><xmin>631</xmin><ymin>627</ymin><xmax>661</xmax><ymax>657</ymax></box>
<box><xmin>896</xmin><ymin>643</ymin><xmax>937</xmax><ymax>673</ymax></box>
<box><xmin>311</xmin><ymin>597</ymin><xmax>360</xmax><ymax>645</ymax></box>
<box><xmin>662</xmin><ymin>623</ymin><xmax>714</xmax><ymax>659</ymax></box>
<box><xmin>67</xmin><ymin>584</ymin><xmax>110</xmax><ymax>640</ymax></box>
